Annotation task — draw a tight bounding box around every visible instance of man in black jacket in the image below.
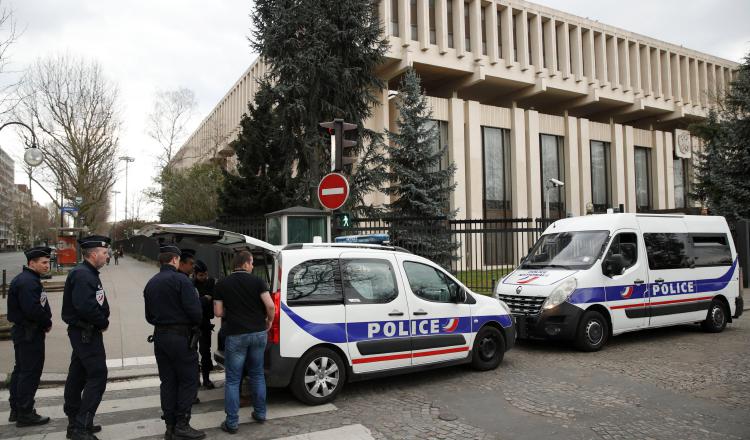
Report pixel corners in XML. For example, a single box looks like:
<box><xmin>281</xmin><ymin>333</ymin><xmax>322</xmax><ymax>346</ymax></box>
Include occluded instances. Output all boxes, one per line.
<box><xmin>62</xmin><ymin>236</ymin><xmax>111</xmax><ymax>440</ymax></box>
<box><xmin>7</xmin><ymin>247</ymin><xmax>53</xmax><ymax>427</ymax></box>
<box><xmin>193</xmin><ymin>260</ymin><xmax>216</xmax><ymax>389</ymax></box>
<box><xmin>144</xmin><ymin>245</ymin><xmax>205</xmax><ymax>440</ymax></box>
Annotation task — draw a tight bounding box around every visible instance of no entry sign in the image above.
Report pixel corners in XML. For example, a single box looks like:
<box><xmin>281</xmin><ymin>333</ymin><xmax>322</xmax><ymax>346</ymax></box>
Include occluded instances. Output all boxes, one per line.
<box><xmin>318</xmin><ymin>172</ymin><xmax>349</xmax><ymax>210</ymax></box>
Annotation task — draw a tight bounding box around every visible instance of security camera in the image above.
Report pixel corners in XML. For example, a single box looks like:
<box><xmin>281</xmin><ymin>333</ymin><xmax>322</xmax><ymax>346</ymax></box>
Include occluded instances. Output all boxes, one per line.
<box><xmin>547</xmin><ymin>178</ymin><xmax>564</xmax><ymax>187</ymax></box>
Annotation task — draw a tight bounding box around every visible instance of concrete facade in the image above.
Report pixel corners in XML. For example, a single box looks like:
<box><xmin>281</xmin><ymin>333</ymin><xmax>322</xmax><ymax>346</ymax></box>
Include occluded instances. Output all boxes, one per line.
<box><xmin>173</xmin><ymin>0</ymin><xmax>738</xmax><ymax>220</ymax></box>
<box><xmin>0</xmin><ymin>147</ymin><xmax>14</xmax><ymax>248</ymax></box>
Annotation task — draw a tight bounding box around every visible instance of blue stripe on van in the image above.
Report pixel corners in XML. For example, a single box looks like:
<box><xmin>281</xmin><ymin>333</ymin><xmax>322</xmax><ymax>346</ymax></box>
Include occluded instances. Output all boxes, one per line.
<box><xmin>568</xmin><ymin>259</ymin><xmax>737</xmax><ymax>305</ymax></box>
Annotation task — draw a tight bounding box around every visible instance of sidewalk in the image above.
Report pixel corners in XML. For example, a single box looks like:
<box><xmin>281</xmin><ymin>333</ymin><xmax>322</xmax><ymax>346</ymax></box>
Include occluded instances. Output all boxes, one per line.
<box><xmin>1</xmin><ymin>256</ymin><xmax>222</xmax><ymax>378</ymax></box>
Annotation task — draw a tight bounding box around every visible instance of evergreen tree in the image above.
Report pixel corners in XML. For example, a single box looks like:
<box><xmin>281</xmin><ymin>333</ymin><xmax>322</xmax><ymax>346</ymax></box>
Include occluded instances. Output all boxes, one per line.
<box><xmin>385</xmin><ymin>69</ymin><xmax>457</xmax><ymax>267</ymax></box>
<box><xmin>219</xmin><ymin>84</ymin><xmax>299</xmax><ymax>216</ymax></box>
<box><xmin>251</xmin><ymin>0</ymin><xmax>388</xmax><ymax>213</ymax></box>
<box><xmin>692</xmin><ymin>53</ymin><xmax>750</xmax><ymax>223</ymax></box>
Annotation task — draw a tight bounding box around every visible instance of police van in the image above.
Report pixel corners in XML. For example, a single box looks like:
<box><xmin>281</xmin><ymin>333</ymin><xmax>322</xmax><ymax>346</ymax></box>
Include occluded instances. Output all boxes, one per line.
<box><xmin>495</xmin><ymin>214</ymin><xmax>743</xmax><ymax>351</ymax></box>
<box><xmin>141</xmin><ymin>224</ymin><xmax>515</xmax><ymax>405</ymax></box>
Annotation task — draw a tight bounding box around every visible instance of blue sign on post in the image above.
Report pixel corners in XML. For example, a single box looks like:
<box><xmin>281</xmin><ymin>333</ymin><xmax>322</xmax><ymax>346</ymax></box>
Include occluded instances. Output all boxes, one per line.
<box><xmin>61</xmin><ymin>206</ymin><xmax>78</xmax><ymax>214</ymax></box>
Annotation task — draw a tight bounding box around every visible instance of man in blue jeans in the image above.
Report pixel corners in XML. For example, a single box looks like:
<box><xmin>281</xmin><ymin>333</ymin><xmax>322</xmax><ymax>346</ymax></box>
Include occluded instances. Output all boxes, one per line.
<box><xmin>213</xmin><ymin>251</ymin><xmax>275</xmax><ymax>434</ymax></box>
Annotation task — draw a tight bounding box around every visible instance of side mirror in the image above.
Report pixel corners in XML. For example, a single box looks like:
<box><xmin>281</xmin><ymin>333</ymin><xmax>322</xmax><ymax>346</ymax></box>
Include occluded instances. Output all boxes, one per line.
<box><xmin>449</xmin><ymin>285</ymin><xmax>466</xmax><ymax>303</ymax></box>
<box><xmin>603</xmin><ymin>253</ymin><xmax>626</xmax><ymax>277</ymax></box>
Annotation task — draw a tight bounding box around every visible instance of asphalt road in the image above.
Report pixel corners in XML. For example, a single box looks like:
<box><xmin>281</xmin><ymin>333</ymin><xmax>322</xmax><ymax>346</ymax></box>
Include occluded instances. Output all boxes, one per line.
<box><xmin>0</xmin><ymin>251</ymin><xmax>25</xmax><ymax>283</ymax></box>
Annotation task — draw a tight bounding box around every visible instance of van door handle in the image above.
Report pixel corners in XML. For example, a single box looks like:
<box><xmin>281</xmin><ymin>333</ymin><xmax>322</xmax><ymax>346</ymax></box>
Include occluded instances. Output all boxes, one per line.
<box><xmin>388</xmin><ymin>311</ymin><xmax>404</xmax><ymax>316</ymax></box>
<box><xmin>633</xmin><ymin>279</ymin><xmax>645</xmax><ymax>285</ymax></box>
<box><xmin>413</xmin><ymin>310</ymin><xmax>428</xmax><ymax>316</ymax></box>
<box><xmin>654</xmin><ymin>278</ymin><xmax>664</xmax><ymax>283</ymax></box>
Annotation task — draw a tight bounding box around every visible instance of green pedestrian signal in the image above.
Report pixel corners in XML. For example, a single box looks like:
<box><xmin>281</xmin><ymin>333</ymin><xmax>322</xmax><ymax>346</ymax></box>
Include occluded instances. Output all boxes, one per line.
<box><xmin>336</xmin><ymin>212</ymin><xmax>352</xmax><ymax>229</ymax></box>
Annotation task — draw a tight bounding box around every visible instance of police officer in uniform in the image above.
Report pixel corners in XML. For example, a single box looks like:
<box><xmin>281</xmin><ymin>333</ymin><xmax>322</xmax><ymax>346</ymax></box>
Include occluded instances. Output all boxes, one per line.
<box><xmin>144</xmin><ymin>245</ymin><xmax>205</xmax><ymax>440</ymax></box>
<box><xmin>62</xmin><ymin>236</ymin><xmax>111</xmax><ymax>440</ymax></box>
<box><xmin>193</xmin><ymin>260</ymin><xmax>215</xmax><ymax>389</ymax></box>
<box><xmin>7</xmin><ymin>247</ymin><xmax>53</xmax><ymax>427</ymax></box>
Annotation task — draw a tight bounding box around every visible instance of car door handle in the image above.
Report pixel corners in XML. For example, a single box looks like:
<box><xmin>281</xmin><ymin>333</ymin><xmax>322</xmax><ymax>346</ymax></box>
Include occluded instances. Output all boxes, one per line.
<box><xmin>388</xmin><ymin>311</ymin><xmax>404</xmax><ymax>316</ymax></box>
<box><xmin>413</xmin><ymin>310</ymin><xmax>428</xmax><ymax>316</ymax></box>
<box><xmin>633</xmin><ymin>279</ymin><xmax>645</xmax><ymax>285</ymax></box>
<box><xmin>654</xmin><ymin>278</ymin><xmax>664</xmax><ymax>283</ymax></box>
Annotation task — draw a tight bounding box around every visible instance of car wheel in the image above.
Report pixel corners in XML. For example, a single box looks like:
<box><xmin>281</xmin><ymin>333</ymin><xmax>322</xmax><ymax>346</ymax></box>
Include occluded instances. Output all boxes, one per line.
<box><xmin>701</xmin><ymin>299</ymin><xmax>728</xmax><ymax>333</ymax></box>
<box><xmin>471</xmin><ymin>326</ymin><xmax>505</xmax><ymax>371</ymax></box>
<box><xmin>575</xmin><ymin>310</ymin><xmax>609</xmax><ymax>352</ymax></box>
<box><xmin>290</xmin><ymin>347</ymin><xmax>346</xmax><ymax>405</ymax></box>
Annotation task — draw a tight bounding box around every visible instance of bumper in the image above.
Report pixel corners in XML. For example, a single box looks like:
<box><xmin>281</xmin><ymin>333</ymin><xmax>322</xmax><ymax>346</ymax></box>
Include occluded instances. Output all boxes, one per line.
<box><xmin>503</xmin><ymin>321</ymin><xmax>516</xmax><ymax>351</ymax></box>
<box><xmin>513</xmin><ymin>302</ymin><xmax>583</xmax><ymax>341</ymax></box>
<box><xmin>735</xmin><ymin>295</ymin><xmax>744</xmax><ymax>319</ymax></box>
<box><xmin>212</xmin><ymin>343</ymin><xmax>298</xmax><ymax>388</ymax></box>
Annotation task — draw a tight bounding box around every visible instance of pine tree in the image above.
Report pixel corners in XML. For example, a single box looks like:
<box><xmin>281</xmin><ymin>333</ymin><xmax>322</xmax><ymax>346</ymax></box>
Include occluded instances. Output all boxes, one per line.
<box><xmin>251</xmin><ymin>0</ymin><xmax>388</xmax><ymax>213</ymax></box>
<box><xmin>385</xmin><ymin>68</ymin><xmax>457</xmax><ymax>267</ymax></box>
<box><xmin>692</xmin><ymin>53</ymin><xmax>750</xmax><ymax>223</ymax></box>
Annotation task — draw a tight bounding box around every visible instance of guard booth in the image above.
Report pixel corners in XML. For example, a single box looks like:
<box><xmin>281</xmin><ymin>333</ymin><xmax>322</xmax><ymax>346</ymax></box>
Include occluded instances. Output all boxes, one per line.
<box><xmin>56</xmin><ymin>227</ymin><xmax>85</xmax><ymax>267</ymax></box>
<box><xmin>265</xmin><ymin>206</ymin><xmax>331</xmax><ymax>246</ymax></box>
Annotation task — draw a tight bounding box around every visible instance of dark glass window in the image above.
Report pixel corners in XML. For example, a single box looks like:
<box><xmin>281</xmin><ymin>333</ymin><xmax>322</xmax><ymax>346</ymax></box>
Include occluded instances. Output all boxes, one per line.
<box><xmin>403</xmin><ymin>261</ymin><xmax>461</xmax><ymax>303</ymax></box>
<box><xmin>674</xmin><ymin>158</ymin><xmax>689</xmax><ymax>208</ymax></box>
<box><xmin>391</xmin><ymin>0</ymin><xmax>399</xmax><ymax>37</ymax></box>
<box><xmin>644</xmin><ymin>233</ymin><xmax>690</xmax><ymax>270</ymax></box>
<box><xmin>287</xmin><ymin>259</ymin><xmax>342</xmax><ymax>305</ymax></box>
<box><xmin>410</xmin><ymin>0</ymin><xmax>418</xmax><ymax>40</ymax></box>
<box><xmin>605</xmin><ymin>232</ymin><xmax>638</xmax><ymax>271</ymax></box>
<box><xmin>464</xmin><ymin>1</ymin><xmax>471</xmax><ymax>51</ymax></box>
<box><xmin>691</xmin><ymin>234</ymin><xmax>732</xmax><ymax>267</ymax></box>
<box><xmin>590</xmin><ymin>140</ymin><xmax>611</xmax><ymax>213</ymax></box>
<box><xmin>341</xmin><ymin>259</ymin><xmax>399</xmax><ymax>304</ymax></box>
<box><xmin>429</xmin><ymin>0</ymin><xmax>436</xmax><ymax>44</ymax></box>
<box><xmin>481</xmin><ymin>6</ymin><xmax>487</xmax><ymax>55</ymax></box>
<box><xmin>540</xmin><ymin>134</ymin><xmax>565</xmax><ymax>219</ymax></box>
<box><xmin>483</xmin><ymin>127</ymin><xmax>511</xmax><ymax>218</ymax></box>
<box><xmin>447</xmin><ymin>0</ymin><xmax>454</xmax><ymax>48</ymax></box>
<box><xmin>634</xmin><ymin>147</ymin><xmax>652</xmax><ymax>211</ymax></box>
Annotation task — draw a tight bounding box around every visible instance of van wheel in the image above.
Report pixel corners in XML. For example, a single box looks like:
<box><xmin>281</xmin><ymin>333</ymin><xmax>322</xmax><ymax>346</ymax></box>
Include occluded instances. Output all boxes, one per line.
<box><xmin>471</xmin><ymin>326</ymin><xmax>505</xmax><ymax>371</ymax></box>
<box><xmin>701</xmin><ymin>299</ymin><xmax>728</xmax><ymax>333</ymax></box>
<box><xmin>575</xmin><ymin>310</ymin><xmax>609</xmax><ymax>352</ymax></box>
<box><xmin>290</xmin><ymin>347</ymin><xmax>346</xmax><ymax>405</ymax></box>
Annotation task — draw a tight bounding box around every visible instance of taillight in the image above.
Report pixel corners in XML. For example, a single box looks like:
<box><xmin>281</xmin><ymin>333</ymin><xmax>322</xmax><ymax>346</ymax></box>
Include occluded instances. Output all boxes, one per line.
<box><xmin>268</xmin><ymin>289</ymin><xmax>281</xmax><ymax>344</ymax></box>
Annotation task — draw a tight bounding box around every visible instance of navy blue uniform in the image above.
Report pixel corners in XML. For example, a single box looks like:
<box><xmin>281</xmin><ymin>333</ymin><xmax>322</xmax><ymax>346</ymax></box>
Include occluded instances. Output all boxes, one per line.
<box><xmin>144</xmin><ymin>265</ymin><xmax>202</xmax><ymax>426</ymax></box>
<box><xmin>62</xmin><ymin>260</ymin><xmax>110</xmax><ymax>431</ymax></box>
<box><xmin>7</xmin><ymin>267</ymin><xmax>52</xmax><ymax>415</ymax></box>
<box><xmin>195</xmin><ymin>278</ymin><xmax>216</xmax><ymax>385</ymax></box>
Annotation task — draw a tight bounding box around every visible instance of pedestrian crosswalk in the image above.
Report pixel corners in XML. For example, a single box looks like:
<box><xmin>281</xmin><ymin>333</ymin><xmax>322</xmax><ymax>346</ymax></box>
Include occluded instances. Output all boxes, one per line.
<box><xmin>1</xmin><ymin>374</ymin><xmax>339</xmax><ymax>440</ymax></box>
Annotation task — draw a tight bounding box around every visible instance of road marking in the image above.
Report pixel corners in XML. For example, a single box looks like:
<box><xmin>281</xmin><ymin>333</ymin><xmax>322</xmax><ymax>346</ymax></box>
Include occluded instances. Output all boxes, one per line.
<box><xmin>321</xmin><ymin>187</ymin><xmax>344</xmax><ymax>196</ymax></box>
<box><xmin>272</xmin><ymin>424</ymin><xmax>374</xmax><ymax>440</ymax></box>
<box><xmin>3</xmin><ymin>402</ymin><xmax>337</xmax><ymax>440</ymax></box>
<box><xmin>0</xmin><ymin>388</ymin><xmax>226</xmax><ymax>426</ymax></box>
<box><xmin>0</xmin><ymin>372</ymin><xmax>224</xmax><ymax>400</ymax></box>
<box><xmin>106</xmin><ymin>356</ymin><xmax>157</xmax><ymax>368</ymax></box>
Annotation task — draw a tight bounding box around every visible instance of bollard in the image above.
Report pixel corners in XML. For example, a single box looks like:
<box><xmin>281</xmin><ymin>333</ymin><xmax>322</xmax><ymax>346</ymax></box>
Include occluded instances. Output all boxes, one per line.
<box><xmin>1</xmin><ymin>269</ymin><xmax>6</xmax><ymax>299</ymax></box>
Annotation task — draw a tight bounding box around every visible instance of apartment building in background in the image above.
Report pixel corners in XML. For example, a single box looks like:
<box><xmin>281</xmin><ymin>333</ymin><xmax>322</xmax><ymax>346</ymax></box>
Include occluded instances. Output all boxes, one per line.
<box><xmin>173</xmin><ymin>0</ymin><xmax>739</xmax><ymax>220</ymax></box>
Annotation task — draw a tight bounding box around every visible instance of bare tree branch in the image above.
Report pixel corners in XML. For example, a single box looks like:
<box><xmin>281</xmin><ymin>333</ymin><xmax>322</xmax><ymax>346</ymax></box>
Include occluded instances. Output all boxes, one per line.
<box><xmin>147</xmin><ymin>87</ymin><xmax>196</xmax><ymax>171</ymax></box>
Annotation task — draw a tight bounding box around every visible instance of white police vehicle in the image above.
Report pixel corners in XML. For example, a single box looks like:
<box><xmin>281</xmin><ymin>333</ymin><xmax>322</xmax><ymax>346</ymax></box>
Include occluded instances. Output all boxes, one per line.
<box><xmin>496</xmin><ymin>214</ymin><xmax>742</xmax><ymax>351</ymax></box>
<box><xmin>141</xmin><ymin>224</ymin><xmax>515</xmax><ymax>405</ymax></box>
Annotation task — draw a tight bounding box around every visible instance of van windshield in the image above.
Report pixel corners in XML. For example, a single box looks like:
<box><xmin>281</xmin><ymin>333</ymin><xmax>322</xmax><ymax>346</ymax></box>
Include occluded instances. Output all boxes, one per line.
<box><xmin>520</xmin><ymin>230</ymin><xmax>610</xmax><ymax>270</ymax></box>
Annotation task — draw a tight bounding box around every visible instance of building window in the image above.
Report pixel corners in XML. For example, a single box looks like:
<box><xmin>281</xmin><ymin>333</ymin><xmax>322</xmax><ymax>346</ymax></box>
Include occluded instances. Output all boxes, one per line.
<box><xmin>483</xmin><ymin>127</ymin><xmax>511</xmax><ymax>218</ymax></box>
<box><xmin>429</xmin><ymin>0</ymin><xmax>436</xmax><ymax>44</ymax></box>
<box><xmin>410</xmin><ymin>0</ymin><xmax>418</xmax><ymax>41</ymax></box>
<box><xmin>464</xmin><ymin>1</ymin><xmax>471</xmax><ymax>51</ymax></box>
<box><xmin>447</xmin><ymin>0</ymin><xmax>454</xmax><ymax>48</ymax></box>
<box><xmin>391</xmin><ymin>0</ymin><xmax>399</xmax><ymax>37</ymax></box>
<box><xmin>426</xmin><ymin>120</ymin><xmax>450</xmax><ymax>213</ymax></box>
<box><xmin>590</xmin><ymin>140</ymin><xmax>611</xmax><ymax>213</ymax></box>
<box><xmin>634</xmin><ymin>147</ymin><xmax>652</xmax><ymax>212</ymax></box>
<box><xmin>540</xmin><ymin>134</ymin><xmax>565</xmax><ymax>219</ymax></box>
<box><xmin>481</xmin><ymin>7</ymin><xmax>487</xmax><ymax>55</ymax></box>
<box><xmin>674</xmin><ymin>157</ymin><xmax>689</xmax><ymax>208</ymax></box>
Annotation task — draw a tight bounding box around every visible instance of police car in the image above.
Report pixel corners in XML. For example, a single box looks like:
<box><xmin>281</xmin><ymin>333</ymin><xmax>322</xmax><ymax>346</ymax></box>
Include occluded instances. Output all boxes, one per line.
<box><xmin>141</xmin><ymin>224</ymin><xmax>515</xmax><ymax>405</ymax></box>
<box><xmin>496</xmin><ymin>213</ymin><xmax>743</xmax><ymax>351</ymax></box>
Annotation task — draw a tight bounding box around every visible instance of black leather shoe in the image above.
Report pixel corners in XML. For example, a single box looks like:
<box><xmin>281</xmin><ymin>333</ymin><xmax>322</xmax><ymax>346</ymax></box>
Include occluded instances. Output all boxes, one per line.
<box><xmin>220</xmin><ymin>421</ymin><xmax>238</xmax><ymax>434</ymax></box>
<box><xmin>16</xmin><ymin>409</ymin><xmax>50</xmax><ymax>427</ymax></box>
<box><xmin>173</xmin><ymin>420</ymin><xmax>206</xmax><ymax>440</ymax></box>
<box><xmin>69</xmin><ymin>429</ymin><xmax>100</xmax><ymax>440</ymax></box>
<box><xmin>202</xmin><ymin>380</ymin><xmax>215</xmax><ymax>390</ymax></box>
<box><xmin>67</xmin><ymin>424</ymin><xmax>103</xmax><ymax>439</ymax></box>
<box><xmin>8</xmin><ymin>409</ymin><xmax>17</xmax><ymax>423</ymax></box>
<box><xmin>164</xmin><ymin>424</ymin><xmax>175</xmax><ymax>440</ymax></box>
<box><xmin>193</xmin><ymin>397</ymin><xmax>200</xmax><ymax>404</ymax></box>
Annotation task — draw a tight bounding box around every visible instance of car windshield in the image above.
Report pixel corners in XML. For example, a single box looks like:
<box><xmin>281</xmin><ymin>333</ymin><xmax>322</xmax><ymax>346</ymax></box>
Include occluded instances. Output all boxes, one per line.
<box><xmin>520</xmin><ymin>230</ymin><xmax>610</xmax><ymax>270</ymax></box>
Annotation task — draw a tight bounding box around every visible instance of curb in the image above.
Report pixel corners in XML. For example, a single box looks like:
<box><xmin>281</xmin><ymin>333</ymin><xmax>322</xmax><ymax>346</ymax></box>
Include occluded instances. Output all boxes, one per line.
<box><xmin>2</xmin><ymin>366</ymin><xmax>163</xmax><ymax>389</ymax></box>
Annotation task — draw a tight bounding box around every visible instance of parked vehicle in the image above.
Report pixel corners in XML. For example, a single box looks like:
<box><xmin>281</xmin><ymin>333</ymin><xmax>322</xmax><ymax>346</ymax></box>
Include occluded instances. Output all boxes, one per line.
<box><xmin>141</xmin><ymin>224</ymin><xmax>515</xmax><ymax>405</ymax></box>
<box><xmin>496</xmin><ymin>213</ymin><xmax>742</xmax><ymax>351</ymax></box>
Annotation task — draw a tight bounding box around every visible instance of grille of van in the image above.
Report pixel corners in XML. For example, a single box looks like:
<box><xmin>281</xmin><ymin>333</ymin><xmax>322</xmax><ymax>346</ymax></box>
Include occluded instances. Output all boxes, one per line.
<box><xmin>497</xmin><ymin>294</ymin><xmax>546</xmax><ymax>315</ymax></box>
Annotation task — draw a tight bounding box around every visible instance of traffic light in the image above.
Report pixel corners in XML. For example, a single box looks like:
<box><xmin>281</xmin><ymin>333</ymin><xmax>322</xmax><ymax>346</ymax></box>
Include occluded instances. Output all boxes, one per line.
<box><xmin>319</xmin><ymin>118</ymin><xmax>357</xmax><ymax>172</ymax></box>
<box><xmin>334</xmin><ymin>212</ymin><xmax>352</xmax><ymax>229</ymax></box>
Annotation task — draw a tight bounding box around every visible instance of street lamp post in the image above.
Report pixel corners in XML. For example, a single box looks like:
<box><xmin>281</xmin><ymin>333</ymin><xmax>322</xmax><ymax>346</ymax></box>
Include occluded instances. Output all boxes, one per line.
<box><xmin>118</xmin><ymin>156</ymin><xmax>135</xmax><ymax>227</ymax></box>
<box><xmin>111</xmin><ymin>190</ymin><xmax>120</xmax><ymax>240</ymax></box>
<box><xmin>0</xmin><ymin>121</ymin><xmax>42</xmax><ymax>247</ymax></box>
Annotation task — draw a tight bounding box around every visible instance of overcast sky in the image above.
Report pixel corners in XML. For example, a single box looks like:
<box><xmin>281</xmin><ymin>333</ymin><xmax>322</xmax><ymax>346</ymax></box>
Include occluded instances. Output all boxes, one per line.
<box><xmin>1</xmin><ymin>0</ymin><xmax>748</xmax><ymax>221</ymax></box>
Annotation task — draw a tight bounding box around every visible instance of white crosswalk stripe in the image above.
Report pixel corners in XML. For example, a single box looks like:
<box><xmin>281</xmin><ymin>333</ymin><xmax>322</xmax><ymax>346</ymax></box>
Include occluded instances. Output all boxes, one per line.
<box><xmin>272</xmin><ymin>424</ymin><xmax>374</xmax><ymax>440</ymax></box>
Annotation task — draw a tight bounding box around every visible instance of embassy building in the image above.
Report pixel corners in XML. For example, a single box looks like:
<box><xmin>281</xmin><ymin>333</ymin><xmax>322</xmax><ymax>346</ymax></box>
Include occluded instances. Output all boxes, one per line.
<box><xmin>173</xmin><ymin>0</ymin><xmax>739</xmax><ymax>221</ymax></box>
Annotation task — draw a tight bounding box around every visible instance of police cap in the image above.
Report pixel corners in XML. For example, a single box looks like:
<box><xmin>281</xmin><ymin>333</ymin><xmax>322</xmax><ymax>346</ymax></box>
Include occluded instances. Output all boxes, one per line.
<box><xmin>78</xmin><ymin>235</ymin><xmax>111</xmax><ymax>249</ymax></box>
<box><xmin>159</xmin><ymin>244</ymin><xmax>182</xmax><ymax>256</ymax></box>
<box><xmin>25</xmin><ymin>246</ymin><xmax>52</xmax><ymax>261</ymax></box>
<box><xmin>193</xmin><ymin>259</ymin><xmax>208</xmax><ymax>273</ymax></box>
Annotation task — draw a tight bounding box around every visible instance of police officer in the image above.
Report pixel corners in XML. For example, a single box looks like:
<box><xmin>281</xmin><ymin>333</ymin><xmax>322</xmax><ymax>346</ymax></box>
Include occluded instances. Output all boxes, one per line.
<box><xmin>7</xmin><ymin>247</ymin><xmax>53</xmax><ymax>427</ymax></box>
<box><xmin>144</xmin><ymin>245</ymin><xmax>205</xmax><ymax>440</ymax></box>
<box><xmin>193</xmin><ymin>260</ymin><xmax>215</xmax><ymax>389</ymax></box>
<box><xmin>62</xmin><ymin>236</ymin><xmax>111</xmax><ymax>440</ymax></box>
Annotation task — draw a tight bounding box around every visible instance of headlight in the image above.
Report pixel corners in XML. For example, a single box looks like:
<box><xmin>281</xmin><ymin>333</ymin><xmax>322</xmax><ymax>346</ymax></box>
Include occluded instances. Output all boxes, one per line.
<box><xmin>542</xmin><ymin>277</ymin><xmax>577</xmax><ymax>310</ymax></box>
<box><xmin>498</xmin><ymin>299</ymin><xmax>511</xmax><ymax>315</ymax></box>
